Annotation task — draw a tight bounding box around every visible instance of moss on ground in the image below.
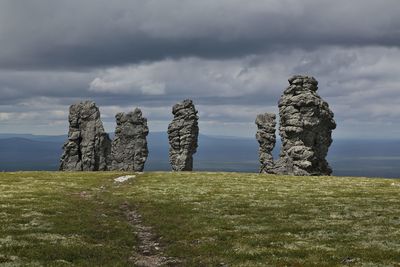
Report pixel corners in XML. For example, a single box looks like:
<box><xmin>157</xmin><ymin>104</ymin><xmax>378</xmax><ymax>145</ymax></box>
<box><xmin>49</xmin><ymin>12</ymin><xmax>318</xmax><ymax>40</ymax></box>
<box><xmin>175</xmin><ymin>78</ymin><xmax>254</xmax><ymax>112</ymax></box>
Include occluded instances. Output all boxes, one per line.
<box><xmin>0</xmin><ymin>171</ymin><xmax>134</xmax><ymax>266</ymax></box>
<box><xmin>0</xmin><ymin>171</ymin><xmax>400</xmax><ymax>266</ymax></box>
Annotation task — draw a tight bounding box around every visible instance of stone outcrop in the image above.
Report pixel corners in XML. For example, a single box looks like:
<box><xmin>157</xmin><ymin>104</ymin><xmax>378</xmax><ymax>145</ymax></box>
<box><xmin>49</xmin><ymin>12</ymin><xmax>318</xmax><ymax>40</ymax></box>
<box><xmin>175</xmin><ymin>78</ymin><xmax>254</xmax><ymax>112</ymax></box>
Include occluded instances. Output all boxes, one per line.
<box><xmin>110</xmin><ymin>108</ymin><xmax>149</xmax><ymax>171</ymax></box>
<box><xmin>59</xmin><ymin>101</ymin><xmax>111</xmax><ymax>171</ymax></box>
<box><xmin>255</xmin><ymin>113</ymin><xmax>276</xmax><ymax>173</ymax></box>
<box><xmin>256</xmin><ymin>75</ymin><xmax>336</xmax><ymax>176</ymax></box>
<box><xmin>167</xmin><ymin>99</ymin><xmax>199</xmax><ymax>171</ymax></box>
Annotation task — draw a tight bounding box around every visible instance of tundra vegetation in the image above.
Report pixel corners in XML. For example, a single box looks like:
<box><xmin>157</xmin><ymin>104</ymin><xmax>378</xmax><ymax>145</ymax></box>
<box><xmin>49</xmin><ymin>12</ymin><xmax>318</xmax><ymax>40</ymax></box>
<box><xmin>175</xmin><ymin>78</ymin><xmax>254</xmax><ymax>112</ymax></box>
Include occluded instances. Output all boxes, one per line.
<box><xmin>0</xmin><ymin>171</ymin><xmax>399</xmax><ymax>266</ymax></box>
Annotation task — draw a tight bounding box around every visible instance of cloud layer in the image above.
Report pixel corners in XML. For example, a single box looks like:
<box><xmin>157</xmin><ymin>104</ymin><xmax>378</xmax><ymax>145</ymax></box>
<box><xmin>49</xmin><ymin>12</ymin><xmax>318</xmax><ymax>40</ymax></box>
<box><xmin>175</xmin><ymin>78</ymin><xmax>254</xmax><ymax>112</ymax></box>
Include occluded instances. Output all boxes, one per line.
<box><xmin>1</xmin><ymin>1</ymin><xmax>400</xmax><ymax>139</ymax></box>
<box><xmin>1</xmin><ymin>0</ymin><xmax>400</xmax><ymax>69</ymax></box>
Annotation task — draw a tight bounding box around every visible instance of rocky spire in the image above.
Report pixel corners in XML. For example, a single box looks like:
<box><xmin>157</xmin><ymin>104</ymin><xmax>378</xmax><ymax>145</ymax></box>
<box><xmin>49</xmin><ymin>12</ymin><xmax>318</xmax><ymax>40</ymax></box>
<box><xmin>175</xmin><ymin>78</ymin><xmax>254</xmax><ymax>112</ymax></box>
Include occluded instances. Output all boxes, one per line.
<box><xmin>167</xmin><ymin>99</ymin><xmax>199</xmax><ymax>171</ymax></box>
<box><xmin>271</xmin><ymin>75</ymin><xmax>336</xmax><ymax>175</ymax></box>
<box><xmin>59</xmin><ymin>101</ymin><xmax>111</xmax><ymax>171</ymax></box>
<box><xmin>110</xmin><ymin>108</ymin><xmax>149</xmax><ymax>171</ymax></box>
<box><xmin>255</xmin><ymin>113</ymin><xmax>276</xmax><ymax>174</ymax></box>
<box><xmin>256</xmin><ymin>75</ymin><xmax>336</xmax><ymax>176</ymax></box>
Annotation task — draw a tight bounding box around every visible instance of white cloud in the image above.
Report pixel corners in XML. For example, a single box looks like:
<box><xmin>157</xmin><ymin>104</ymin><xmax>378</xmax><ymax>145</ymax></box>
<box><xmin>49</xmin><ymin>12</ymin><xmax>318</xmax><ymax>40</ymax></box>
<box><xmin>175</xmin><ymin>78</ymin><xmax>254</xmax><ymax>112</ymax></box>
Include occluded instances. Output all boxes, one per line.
<box><xmin>90</xmin><ymin>73</ymin><xmax>166</xmax><ymax>95</ymax></box>
<box><xmin>0</xmin><ymin>113</ymin><xmax>11</xmax><ymax>121</ymax></box>
<box><xmin>2</xmin><ymin>46</ymin><xmax>400</xmax><ymax>138</ymax></box>
<box><xmin>88</xmin><ymin>57</ymin><xmax>290</xmax><ymax>99</ymax></box>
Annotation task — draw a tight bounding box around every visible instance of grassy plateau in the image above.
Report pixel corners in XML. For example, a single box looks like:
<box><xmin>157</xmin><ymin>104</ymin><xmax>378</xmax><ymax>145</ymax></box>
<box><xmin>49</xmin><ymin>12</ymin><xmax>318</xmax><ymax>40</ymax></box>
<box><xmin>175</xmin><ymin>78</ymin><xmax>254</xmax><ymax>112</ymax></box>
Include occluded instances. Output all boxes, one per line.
<box><xmin>0</xmin><ymin>171</ymin><xmax>400</xmax><ymax>266</ymax></box>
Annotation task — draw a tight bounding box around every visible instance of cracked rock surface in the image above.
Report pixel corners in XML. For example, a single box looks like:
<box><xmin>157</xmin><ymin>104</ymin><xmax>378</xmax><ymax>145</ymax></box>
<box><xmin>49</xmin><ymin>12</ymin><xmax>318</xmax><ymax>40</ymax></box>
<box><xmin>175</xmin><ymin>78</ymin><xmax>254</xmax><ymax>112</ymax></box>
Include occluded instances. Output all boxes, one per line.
<box><xmin>167</xmin><ymin>99</ymin><xmax>199</xmax><ymax>171</ymax></box>
<box><xmin>255</xmin><ymin>113</ymin><xmax>277</xmax><ymax>174</ymax></box>
<box><xmin>59</xmin><ymin>101</ymin><xmax>111</xmax><ymax>171</ymax></box>
<box><xmin>273</xmin><ymin>75</ymin><xmax>336</xmax><ymax>175</ymax></box>
<box><xmin>110</xmin><ymin>108</ymin><xmax>149</xmax><ymax>171</ymax></box>
<box><xmin>256</xmin><ymin>75</ymin><xmax>336</xmax><ymax>176</ymax></box>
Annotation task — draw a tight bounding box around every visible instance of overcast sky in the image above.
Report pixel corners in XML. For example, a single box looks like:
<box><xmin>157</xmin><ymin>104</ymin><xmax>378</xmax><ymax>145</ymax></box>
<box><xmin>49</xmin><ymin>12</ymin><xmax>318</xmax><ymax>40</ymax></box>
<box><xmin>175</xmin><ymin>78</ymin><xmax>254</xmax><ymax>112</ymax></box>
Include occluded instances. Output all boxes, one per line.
<box><xmin>1</xmin><ymin>0</ymin><xmax>400</xmax><ymax>139</ymax></box>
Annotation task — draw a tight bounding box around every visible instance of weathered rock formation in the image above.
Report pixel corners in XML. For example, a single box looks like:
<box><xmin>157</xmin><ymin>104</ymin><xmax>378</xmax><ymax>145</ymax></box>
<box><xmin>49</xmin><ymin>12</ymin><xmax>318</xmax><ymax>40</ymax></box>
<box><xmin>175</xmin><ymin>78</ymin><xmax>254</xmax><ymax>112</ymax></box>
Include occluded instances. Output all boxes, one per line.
<box><xmin>256</xmin><ymin>75</ymin><xmax>336</xmax><ymax>176</ymax></box>
<box><xmin>59</xmin><ymin>101</ymin><xmax>111</xmax><ymax>171</ymax></box>
<box><xmin>110</xmin><ymin>108</ymin><xmax>149</xmax><ymax>171</ymax></box>
<box><xmin>255</xmin><ymin>113</ymin><xmax>276</xmax><ymax>173</ymax></box>
<box><xmin>168</xmin><ymin>99</ymin><xmax>199</xmax><ymax>171</ymax></box>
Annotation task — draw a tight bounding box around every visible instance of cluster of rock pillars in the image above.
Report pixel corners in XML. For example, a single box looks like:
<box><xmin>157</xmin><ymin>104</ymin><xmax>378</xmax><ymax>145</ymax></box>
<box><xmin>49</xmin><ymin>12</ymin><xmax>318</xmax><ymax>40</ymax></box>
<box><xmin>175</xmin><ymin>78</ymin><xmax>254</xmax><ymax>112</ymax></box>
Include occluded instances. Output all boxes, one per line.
<box><xmin>60</xmin><ymin>75</ymin><xmax>336</xmax><ymax>175</ymax></box>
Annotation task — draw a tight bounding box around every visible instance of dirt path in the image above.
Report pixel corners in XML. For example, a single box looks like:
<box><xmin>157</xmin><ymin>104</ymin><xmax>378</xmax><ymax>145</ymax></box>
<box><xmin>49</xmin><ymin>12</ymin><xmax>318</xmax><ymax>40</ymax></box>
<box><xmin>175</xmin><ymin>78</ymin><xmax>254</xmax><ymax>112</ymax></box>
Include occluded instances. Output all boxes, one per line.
<box><xmin>120</xmin><ymin>202</ymin><xmax>180</xmax><ymax>267</ymax></box>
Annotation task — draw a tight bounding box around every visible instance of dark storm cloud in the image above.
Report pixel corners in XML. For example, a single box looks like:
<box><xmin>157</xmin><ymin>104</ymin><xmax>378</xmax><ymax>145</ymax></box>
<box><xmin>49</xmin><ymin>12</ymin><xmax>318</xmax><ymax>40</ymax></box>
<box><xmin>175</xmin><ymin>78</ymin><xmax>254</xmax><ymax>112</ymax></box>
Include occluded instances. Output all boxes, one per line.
<box><xmin>1</xmin><ymin>1</ymin><xmax>400</xmax><ymax>138</ymax></box>
<box><xmin>0</xmin><ymin>70</ymin><xmax>96</xmax><ymax>105</ymax></box>
<box><xmin>0</xmin><ymin>0</ymin><xmax>400</xmax><ymax>69</ymax></box>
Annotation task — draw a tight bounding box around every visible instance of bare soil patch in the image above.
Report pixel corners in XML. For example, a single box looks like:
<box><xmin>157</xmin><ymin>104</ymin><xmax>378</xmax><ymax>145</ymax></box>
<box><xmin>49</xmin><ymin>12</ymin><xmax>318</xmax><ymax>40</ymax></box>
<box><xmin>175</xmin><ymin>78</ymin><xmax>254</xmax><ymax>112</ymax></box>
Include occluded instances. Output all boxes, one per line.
<box><xmin>120</xmin><ymin>202</ymin><xmax>180</xmax><ymax>267</ymax></box>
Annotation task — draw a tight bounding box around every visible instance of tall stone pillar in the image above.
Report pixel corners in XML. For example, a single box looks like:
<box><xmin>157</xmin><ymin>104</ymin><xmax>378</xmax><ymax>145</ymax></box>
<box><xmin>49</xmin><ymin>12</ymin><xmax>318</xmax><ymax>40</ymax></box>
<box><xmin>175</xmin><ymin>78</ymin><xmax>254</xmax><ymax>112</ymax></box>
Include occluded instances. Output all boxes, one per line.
<box><xmin>60</xmin><ymin>101</ymin><xmax>111</xmax><ymax>171</ymax></box>
<box><xmin>273</xmin><ymin>75</ymin><xmax>336</xmax><ymax>175</ymax></box>
<box><xmin>167</xmin><ymin>99</ymin><xmax>199</xmax><ymax>171</ymax></box>
<box><xmin>255</xmin><ymin>113</ymin><xmax>276</xmax><ymax>173</ymax></box>
<box><xmin>256</xmin><ymin>75</ymin><xmax>336</xmax><ymax>176</ymax></box>
<box><xmin>110</xmin><ymin>108</ymin><xmax>149</xmax><ymax>171</ymax></box>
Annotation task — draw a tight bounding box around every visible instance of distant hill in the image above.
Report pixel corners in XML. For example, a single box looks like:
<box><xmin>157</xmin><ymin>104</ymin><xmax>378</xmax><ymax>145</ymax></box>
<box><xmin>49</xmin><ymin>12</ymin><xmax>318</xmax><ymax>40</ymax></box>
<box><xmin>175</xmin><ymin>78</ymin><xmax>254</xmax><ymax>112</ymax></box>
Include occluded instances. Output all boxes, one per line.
<box><xmin>0</xmin><ymin>134</ymin><xmax>67</xmax><ymax>143</ymax></box>
<box><xmin>327</xmin><ymin>139</ymin><xmax>400</xmax><ymax>178</ymax></box>
<box><xmin>0</xmin><ymin>133</ymin><xmax>399</xmax><ymax>178</ymax></box>
<box><xmin>0</xmin><ymin>133</ymin><xmax>261</xmax><ymax>172</ymax></box>
<box><xmin>0</xmin><ymin>137</ymin><xmax>62</xmax><ymax>171</ymax></box>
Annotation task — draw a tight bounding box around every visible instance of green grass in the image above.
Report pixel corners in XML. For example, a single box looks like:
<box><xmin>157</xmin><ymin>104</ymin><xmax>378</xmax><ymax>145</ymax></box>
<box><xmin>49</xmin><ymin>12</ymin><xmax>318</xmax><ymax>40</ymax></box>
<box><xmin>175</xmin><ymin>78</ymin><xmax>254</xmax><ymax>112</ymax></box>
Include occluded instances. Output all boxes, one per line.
<box><xmin>1</xmin><ymin>171</ymin><xmax>400</xmax><ymax>266</ymax></box>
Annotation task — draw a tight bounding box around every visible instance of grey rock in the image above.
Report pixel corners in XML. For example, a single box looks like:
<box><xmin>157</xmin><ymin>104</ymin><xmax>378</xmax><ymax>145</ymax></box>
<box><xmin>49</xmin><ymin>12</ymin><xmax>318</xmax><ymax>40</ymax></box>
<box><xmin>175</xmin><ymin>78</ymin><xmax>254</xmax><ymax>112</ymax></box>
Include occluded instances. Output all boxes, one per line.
<box><xmin>272</xmin><ymin>75</ymin><xmax>336</xmax><ymax>176</ymax></box>
<box><xmin>167</xmin><ymin>99</ymin><xmax>199</xmax><ymax>171</ymax></box>
<box><xmin>256</xmin><ymin>75</ymin><xmax>336</xmax><ymax>176</ymax></box>
<box><xmin>255</xmin><ymin>113</ymin><xmax>276</xmax><ymax>173</ymax></box>
<box><xmin>110</xmin><ymin>108</ymin><xmax>149</xmax><ymax>171</ymax></box>
<box><xmin>60</xmin><ymin>101</ymin><xmax>111</xmax><ymax>171</ymax></box>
